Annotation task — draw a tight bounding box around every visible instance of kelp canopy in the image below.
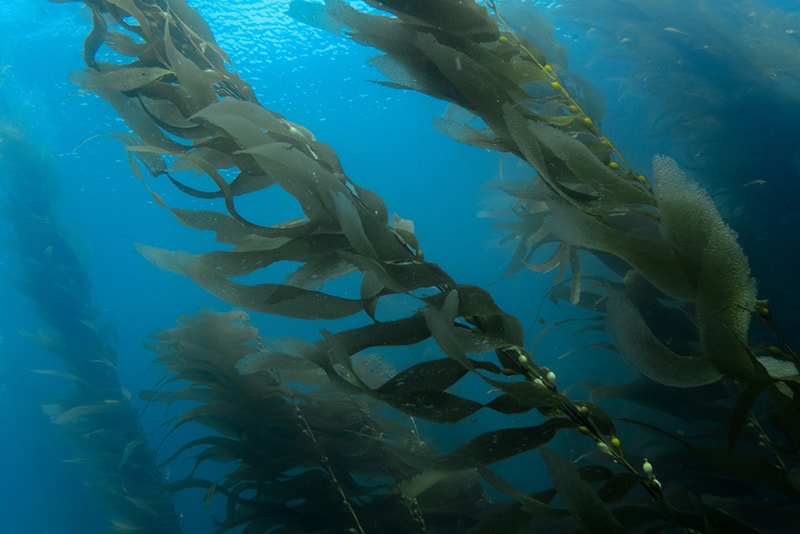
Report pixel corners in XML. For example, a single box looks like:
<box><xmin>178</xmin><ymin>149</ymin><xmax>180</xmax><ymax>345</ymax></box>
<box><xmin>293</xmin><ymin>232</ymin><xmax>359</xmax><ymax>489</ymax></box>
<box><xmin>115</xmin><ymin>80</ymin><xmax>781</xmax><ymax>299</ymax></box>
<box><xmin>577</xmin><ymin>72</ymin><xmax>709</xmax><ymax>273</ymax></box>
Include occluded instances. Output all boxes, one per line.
<box><xmin>52</xmin><ymin>0</ymin><xmax>800</xmax><ymax>532</ymax></box>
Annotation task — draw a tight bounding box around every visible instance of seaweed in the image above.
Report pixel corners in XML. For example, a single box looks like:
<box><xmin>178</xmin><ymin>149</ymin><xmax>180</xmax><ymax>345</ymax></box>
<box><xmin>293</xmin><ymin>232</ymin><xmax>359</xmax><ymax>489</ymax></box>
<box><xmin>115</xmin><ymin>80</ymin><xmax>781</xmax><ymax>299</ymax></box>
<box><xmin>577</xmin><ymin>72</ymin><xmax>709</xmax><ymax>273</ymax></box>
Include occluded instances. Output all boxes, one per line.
<box><xmin>0</xmin><ymin>123</ymin><xmax>181</xmax><ymax>533</ymax></box>
<box><xmin>49</xmin><ymin>0</ymin><xmax>800</xmax><ymax>532</ymax></box>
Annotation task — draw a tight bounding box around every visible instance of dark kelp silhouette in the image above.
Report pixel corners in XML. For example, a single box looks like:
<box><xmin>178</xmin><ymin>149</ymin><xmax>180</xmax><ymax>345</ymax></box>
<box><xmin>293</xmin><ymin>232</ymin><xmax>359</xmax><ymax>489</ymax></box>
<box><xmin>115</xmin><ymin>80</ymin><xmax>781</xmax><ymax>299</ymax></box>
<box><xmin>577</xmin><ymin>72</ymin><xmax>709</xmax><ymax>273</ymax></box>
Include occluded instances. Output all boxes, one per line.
<box><xmin>52</xmin><ymin>0</ymin><xmax>800</xmax><ymax>532</ymax></box>
<box><xmin>0</xmin><ymin>123</ymin><xmax>181</xmax><ymax>533</ymax></box>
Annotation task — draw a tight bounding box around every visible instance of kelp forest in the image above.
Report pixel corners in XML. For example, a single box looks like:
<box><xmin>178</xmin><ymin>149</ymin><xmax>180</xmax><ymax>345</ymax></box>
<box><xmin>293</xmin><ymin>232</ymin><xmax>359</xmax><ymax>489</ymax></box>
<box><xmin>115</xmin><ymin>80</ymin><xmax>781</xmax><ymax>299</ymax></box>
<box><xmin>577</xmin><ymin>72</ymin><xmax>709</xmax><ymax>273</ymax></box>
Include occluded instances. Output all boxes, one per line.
<box><xmin>2</xmin><ymin>0</ymin><xmax>799</xmax><ymax>532</ymax></box>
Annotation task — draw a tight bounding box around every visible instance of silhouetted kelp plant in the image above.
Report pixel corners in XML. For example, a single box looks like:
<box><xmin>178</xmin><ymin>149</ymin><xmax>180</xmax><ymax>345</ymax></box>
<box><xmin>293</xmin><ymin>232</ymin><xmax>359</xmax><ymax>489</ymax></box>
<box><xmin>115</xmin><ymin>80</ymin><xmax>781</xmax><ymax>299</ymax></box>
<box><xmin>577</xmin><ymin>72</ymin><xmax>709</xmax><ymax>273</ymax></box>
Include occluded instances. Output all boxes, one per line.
<box><xmin>50</xmin><ymin>0</ymin><xmax>800</xmax><ymax>532</ymax></box>
<box><xmin>0</xmin><ymin>124</ymin><xmax>181</xmax><ymax>533</ymax></box>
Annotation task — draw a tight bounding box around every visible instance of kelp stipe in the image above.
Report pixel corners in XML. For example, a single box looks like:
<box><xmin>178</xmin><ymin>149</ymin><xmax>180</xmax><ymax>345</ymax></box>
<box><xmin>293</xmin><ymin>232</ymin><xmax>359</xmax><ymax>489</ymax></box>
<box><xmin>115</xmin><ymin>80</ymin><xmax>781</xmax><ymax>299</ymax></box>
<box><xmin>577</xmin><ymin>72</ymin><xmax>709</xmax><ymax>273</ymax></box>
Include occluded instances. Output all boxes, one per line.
<box><xmin>0</xmin><ymin>124</ymin><xmax>181</xmax><ymax>533</ymax></box>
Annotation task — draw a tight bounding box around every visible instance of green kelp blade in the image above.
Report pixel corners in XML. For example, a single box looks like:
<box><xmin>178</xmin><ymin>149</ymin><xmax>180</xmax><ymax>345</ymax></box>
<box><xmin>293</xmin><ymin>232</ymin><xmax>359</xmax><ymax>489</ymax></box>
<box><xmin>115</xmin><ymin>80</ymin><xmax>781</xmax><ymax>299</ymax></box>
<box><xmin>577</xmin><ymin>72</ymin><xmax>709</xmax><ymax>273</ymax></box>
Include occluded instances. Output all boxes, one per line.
<box><xmin>435</xmin><ymin>420</ymin><xmax>572</xmax><ymax>470</ymax></box>
<box><xmin>540</xmin><ymin>448</ymin><xmax>630</xmax><ymax>534</ymax></box>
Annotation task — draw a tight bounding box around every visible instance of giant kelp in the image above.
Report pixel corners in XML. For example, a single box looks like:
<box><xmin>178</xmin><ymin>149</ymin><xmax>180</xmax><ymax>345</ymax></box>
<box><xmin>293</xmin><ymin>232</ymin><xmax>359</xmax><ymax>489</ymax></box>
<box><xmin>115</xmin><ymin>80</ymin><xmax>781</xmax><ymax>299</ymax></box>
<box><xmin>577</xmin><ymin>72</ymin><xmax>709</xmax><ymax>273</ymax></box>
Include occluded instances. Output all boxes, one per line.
<box><xmin>0</xmin><ymin>123</ymin><xmax>181</xmax><ymax>533</ymax></box>
<box><xmin>54</xmin><ymin>0</ymin><xmax>800</xmax><ymax>532</ymax></box>
<box><xmin>551</xmin><ymin>0</ymin><xmax>800</xmax><ymax>345</ymax></box>
<box><xmin>290</xmin><ymin>0</ymin><xmax>764</xmax><ymax>386</ymax></box>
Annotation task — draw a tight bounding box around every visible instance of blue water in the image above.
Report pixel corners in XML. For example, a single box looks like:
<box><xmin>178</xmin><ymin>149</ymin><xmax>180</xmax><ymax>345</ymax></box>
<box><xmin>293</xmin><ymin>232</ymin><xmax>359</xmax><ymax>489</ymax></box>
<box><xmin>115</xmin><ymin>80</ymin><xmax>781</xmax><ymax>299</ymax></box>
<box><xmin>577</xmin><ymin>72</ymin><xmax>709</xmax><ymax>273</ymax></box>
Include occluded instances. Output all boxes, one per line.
<box><xmin>1</xmin><ymin>1</ymin><xmax>798</xmax><ymax>532</ymax></box>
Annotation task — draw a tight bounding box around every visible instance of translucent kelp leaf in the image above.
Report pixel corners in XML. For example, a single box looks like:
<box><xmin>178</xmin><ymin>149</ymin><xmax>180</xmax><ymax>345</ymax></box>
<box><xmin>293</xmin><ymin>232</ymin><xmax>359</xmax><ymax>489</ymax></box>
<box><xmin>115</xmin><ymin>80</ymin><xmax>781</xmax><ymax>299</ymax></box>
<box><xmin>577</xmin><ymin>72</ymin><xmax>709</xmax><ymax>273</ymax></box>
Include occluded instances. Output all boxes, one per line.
<box><xmin>433</xmin><ymin>115</ymin><xmax>509</xmax><ymax>152</ymax></box>
<box><xmin>605</xmin><ymin>291</ymin><xmax>721</xmax><ymax>387</ymax></box>
<box><xmin>654</xmin><ymin>155</ymin><xmax>757</xmax><ymax>382</ymax></box>
<box><xmin>399</xmin><ymin>468</ymin><xmax>477</xmax><ymax>499</ymax></box>
<box><xmin>540</xmin><ymin>448</ymin><xmax>629</xmax><ymax>534</ymax></box>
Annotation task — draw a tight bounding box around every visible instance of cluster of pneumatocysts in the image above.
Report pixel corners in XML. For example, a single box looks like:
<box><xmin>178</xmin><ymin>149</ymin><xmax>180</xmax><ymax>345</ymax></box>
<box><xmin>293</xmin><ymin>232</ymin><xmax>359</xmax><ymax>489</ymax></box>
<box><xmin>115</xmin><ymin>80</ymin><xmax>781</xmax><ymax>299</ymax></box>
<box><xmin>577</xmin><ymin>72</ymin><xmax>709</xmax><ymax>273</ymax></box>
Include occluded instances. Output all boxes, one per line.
<box><xmin>513</xmin><ymin>342</ymin><xmax>677</xmax><ymax>512</ymax></box>
<box><xmin>489</xmin><ymin>4</ymin><xmax>651</xmax><ymax>191</ymax></box>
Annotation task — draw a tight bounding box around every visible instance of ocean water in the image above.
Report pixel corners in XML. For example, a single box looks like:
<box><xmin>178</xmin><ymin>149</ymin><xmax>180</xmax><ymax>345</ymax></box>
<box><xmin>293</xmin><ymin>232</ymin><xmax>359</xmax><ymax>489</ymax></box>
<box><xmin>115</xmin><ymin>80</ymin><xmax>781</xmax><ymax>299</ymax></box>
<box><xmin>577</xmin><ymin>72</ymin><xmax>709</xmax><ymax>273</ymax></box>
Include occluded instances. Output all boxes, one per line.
<box><xmin>1</xmin><ymin>1</ymin><xmax>798</xmax><ymax>532</ymax></box>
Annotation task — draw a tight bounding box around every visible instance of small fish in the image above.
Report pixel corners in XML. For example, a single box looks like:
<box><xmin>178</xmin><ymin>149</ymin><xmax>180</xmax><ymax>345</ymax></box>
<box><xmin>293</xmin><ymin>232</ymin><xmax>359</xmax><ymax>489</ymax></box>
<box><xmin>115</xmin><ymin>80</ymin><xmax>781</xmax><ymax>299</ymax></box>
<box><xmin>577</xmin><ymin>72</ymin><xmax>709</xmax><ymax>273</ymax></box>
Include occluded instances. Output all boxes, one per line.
<box><xmin>204</xmin><ymin>483</ymin><xmax>217</xmax><ymax>507</ymax></box>
<box><xmin>743</xmin><ymin>179</ymin><xmax>767</xmax><ymax>187</ymax></box>
<box><xmin>110</xmin><ymin>518</ymin><xmax>146</xmax><ymax>531</ymax></box>
<box><xmin>663</xmin><ymin>27</ymin><xmax>690</xmax><ymax>36</ymax></box>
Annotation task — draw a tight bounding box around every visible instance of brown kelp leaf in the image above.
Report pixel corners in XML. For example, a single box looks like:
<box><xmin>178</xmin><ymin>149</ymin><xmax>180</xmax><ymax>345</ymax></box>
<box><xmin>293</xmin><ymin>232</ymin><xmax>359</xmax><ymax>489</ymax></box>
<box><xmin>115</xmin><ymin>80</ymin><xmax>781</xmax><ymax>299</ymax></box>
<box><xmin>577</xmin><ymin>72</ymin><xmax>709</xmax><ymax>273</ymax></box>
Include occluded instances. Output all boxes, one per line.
<box><xmin>76</xmin><ymin>66</ymin><xmax>174</xmax><ymax>93</ymax></box>
<box><xmin>326</xmin><ymin>315</ymin><xmax>432</xmax><ymax>356</ymax></box>
<box><xmin>376</xmin><ymin>358</ymin><xmax>471</xmax><ymax>396</ymax></box>
<box><xmin>136</xmin><ymin>244</ymin><xmax>367</xmax><ymax>319</ymax></box>
<box><xmin>627</xmin><ymin>418</ymin><xmax>799</xmax><ymax>498</ymax></box>
<box><xmin>422</xmin><ymin>290</ymin><xmax>473</xmax><ymax>370</ymax></box>
<box><xmin>481</xmin><ymin>377</ymin><xmax>565</xmax><ymax>411</ymax></box>
<box><xmin>385</xmin><ymin>390</ymin><xmax>483</xmax><ymax>423</ymax></box>
<box><xmin>527</xmin><ymin>120</ymin><xmax>653</xmax><ymax>208</ymax></box>
<box><xmin>435</xmin><ymin>421</ymin><xmax>571</xmax><ymax>469</ymax></box>
<box><xmin>105</xmin><ymin>29</ymin><xmax>149</xmax><ymax>58</ymax></box>
<box><xmin>162</xmin><ymin>17</ymin><xmax>219</xmax><ymax>112</ymax></box>
<box><xmin>540</xmin><ymin>448</ymin><xmax>630</xmax><ymax>533</ymax></box>
<box><xmin>433</xmin><ymin>116</ymin><xmax>508</xmax><ymax>151</ymax></box>
<box><xmin>47</xmin><ymin>400</ymin><xmax>124</xmax><ymax>426</ymax></box>
<box><xmin>399</xmin><ymin>468</ymin><xmax>477</xmax><ymax>499</ymax></box>
<box><xmin>605</xmin><ymin>291</ymin><xmax>721</xmax><ymax>387</ymax></box>
<box><xmin>478</xmin><ymin>466</ymin><xmax>570</xmax><ymax>519</ymax></box>
<box><xmin>70</xmin><ymin>77</ymin><xmax>188</xmax><ymax>153</ymax></box>
<box><xmin>596</xmin><ymin>472</ymin><xmax>642</xmax><ymax>503</ymax></box>
<box><xmin>363</xmin><ymin>0</ymin><xmax>499</xmax><ymax>41</ymax></box>
<box><xmin>167</xmin><ymin>207</ymin><xmax>313</xmax><ymax>242</ymax></box>
<box><xmin>189</xmin><ymin>234</ymin><xmax>348</xmax><ymax>278</ymax></box>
